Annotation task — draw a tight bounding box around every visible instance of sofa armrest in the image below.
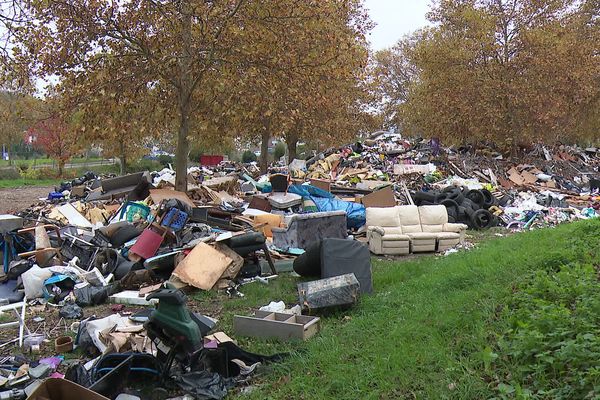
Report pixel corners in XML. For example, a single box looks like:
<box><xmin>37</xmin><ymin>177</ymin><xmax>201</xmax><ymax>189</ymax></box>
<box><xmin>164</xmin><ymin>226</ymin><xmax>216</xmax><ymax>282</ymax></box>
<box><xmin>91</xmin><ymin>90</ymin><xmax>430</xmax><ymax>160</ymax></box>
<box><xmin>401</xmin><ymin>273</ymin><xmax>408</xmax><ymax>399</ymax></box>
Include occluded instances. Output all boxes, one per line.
<box><xmin>367</xmin><ymin>226</ymin><xmax>385</xmax><ymax>236</ymax></box>
<box><xmin>442</xmin><ymin>223</ymin><xmax>468</xmax><ymax>233</ymax></box>
<box><xmin>443</xmin><ymin>223</ymin><xmax>468</xmax><ymax>243</ymax></box>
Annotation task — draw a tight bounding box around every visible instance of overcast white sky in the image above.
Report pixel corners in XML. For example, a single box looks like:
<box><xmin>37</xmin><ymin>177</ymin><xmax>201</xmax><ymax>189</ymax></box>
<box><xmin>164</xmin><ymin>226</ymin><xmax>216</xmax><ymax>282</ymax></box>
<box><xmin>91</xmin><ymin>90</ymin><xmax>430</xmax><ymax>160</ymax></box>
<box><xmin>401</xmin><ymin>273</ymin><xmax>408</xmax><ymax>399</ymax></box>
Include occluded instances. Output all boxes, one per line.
<box><xmin>364</xmin><ymin>0</ymin><xmax>431</xmax><ymax>50</ymax></box>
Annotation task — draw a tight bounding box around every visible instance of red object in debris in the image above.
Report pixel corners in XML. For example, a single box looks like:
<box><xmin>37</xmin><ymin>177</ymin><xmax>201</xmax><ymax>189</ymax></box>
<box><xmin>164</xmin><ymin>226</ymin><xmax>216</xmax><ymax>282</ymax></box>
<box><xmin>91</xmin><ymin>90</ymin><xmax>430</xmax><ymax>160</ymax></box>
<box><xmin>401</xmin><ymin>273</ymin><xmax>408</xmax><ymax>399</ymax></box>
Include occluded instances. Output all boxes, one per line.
<box><xmin>111</xmin><ymin>304</ymin><xmax>125</xmax><ymax>312</ymax></box>
<box><xmin>200</xmin><ymin>155</ymin><xmax>224</xmax><ymax>166</ymax></box>
<box><xmin>129</xmin><ymin>225</ymin><xmax>166</xmax><ymax>260</ymax></box>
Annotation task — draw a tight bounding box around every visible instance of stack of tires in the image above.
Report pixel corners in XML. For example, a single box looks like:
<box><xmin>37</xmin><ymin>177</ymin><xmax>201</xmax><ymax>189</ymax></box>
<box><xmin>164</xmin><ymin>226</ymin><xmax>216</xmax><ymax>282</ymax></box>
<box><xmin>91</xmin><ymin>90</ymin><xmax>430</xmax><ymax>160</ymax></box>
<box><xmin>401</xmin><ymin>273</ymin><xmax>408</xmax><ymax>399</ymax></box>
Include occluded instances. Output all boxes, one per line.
<box><xmin>412</xmin><ymin>186</ymin><xmax>498</xmax><ymax>230</ymax></box>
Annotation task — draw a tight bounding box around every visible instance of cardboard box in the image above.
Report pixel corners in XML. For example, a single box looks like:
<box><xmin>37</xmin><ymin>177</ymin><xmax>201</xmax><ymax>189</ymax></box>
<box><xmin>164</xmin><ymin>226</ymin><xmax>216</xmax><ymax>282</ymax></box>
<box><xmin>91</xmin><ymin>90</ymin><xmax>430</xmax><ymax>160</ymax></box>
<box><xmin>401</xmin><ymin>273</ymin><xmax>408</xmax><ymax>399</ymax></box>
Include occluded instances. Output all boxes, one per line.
<box><xmin>360</xmin><ymin>186</ymin><xmax>396</xmax><ymax>208</ymax></box>
<box><xmin>27</xmin><ymin>378</ymin><xmax>109</xmax><ymax>400</ymax></box>
<box><xmin>309</xmin><ymin>178</ymin><xmax>331</xmax><ymax>192</ymax></box>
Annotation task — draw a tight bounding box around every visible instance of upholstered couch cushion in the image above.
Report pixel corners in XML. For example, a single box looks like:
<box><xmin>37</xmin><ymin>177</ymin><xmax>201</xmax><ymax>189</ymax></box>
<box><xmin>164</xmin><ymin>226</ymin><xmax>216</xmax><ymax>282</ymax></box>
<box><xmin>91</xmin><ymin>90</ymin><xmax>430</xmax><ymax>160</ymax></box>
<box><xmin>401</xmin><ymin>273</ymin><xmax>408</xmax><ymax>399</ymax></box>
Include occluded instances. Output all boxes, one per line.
<box><xmin>397</xmin><ymin>205</ymin><xmax>422</xmax><ymax>233</ymax></box>
<box><xmin>418</xmin><ymin>205</ymin><xmax>448</xmax><ymax>233</ymax></box>
<box><xmin>366</xmin><ymin>207</ymin><xmax>401</xmax><ymax>228</ymax></box>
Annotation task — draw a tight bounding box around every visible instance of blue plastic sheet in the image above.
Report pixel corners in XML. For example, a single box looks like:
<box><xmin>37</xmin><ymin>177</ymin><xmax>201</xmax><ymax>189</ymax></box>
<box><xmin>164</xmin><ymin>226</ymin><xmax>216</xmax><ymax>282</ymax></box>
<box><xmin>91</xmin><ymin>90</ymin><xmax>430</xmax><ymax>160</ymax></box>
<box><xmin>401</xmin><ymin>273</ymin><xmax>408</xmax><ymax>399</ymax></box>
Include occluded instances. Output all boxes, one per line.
<box><xmin>288</xmin><ymin>184</ymin><xmax>365</xmax><ymax>228</ymax></box>
<box><xmin>312</xmin><ymin>197</ymin><xmax>365</xmax><ymax>229</ymax></box>
<box><xmin>288</xmin><ymin>184</ymin><xmax>334</xmax><ymax>199</ymax></box>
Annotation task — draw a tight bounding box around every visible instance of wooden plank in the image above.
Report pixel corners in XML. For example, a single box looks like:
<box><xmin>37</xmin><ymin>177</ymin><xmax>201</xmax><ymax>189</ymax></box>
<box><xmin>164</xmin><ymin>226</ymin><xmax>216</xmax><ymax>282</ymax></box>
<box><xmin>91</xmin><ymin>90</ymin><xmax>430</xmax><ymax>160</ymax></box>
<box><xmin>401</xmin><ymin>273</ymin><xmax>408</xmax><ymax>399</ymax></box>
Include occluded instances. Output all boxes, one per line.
<box><xmin>235</xmin><ymin>311</ymin><xmax>321</xmax><ymax>340</ymax></box>
<box><xmin>234</xmin><ymin>316</ymin><xmax>303</xmax><ymax>341</ymax></box>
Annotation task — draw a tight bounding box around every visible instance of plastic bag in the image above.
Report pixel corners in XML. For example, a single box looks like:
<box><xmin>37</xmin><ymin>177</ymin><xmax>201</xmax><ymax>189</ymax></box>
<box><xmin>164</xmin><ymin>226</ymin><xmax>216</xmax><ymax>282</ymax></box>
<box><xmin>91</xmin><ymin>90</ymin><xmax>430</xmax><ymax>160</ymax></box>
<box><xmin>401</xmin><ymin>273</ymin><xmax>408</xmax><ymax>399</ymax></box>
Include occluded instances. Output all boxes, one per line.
<box><xmin>22</xmin><ymin>265</ymin><xmax>53</xmax><ymax>299</ymax></box>
<box><xmin>288</xmin><ymin>184</ymin><xmax>334</xmax><ymax>199</ymax></box>
<box><xmin>59</xmin><ymin>302</ymin><xmax>83</xmax><ymax>319</ymax></box>
<box><xmin>312</xmin><ymin>197</ymin><xmax>366</xmax><ymax>229</ymax></box>
<box><xmin>75</xmin><ymin>284</ymin><xmax>119</xmax><ymax>307</ymax></box>
<box><xmin>175</xmin><ymin>371</ymin><xmax>233</xmax><ymax>400</ymax></box>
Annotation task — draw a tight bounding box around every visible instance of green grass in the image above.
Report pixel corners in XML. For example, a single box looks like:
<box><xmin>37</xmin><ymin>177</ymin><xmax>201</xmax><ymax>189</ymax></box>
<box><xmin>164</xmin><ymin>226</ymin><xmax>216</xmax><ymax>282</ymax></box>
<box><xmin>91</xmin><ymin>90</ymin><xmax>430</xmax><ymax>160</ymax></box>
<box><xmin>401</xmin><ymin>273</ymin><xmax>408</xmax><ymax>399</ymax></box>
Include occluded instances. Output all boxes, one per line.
<box><xmin>0</xmin><ymin>163</ymin><xmax>120</xmax><ymax>188</ymax></box>
<box><xmin>0</xmin><ymin>178</ymin><xmax>61</xmax><ymax>188</ymax></box>
<box><xmin>186</xmin><ymin>220</ymin><xmax>600</xmax><ymax>399</ymax></box>
<box><xmin>0</xmin><ymin>157</ymin><xmax>104</xmax><ymax>167</ymax></box>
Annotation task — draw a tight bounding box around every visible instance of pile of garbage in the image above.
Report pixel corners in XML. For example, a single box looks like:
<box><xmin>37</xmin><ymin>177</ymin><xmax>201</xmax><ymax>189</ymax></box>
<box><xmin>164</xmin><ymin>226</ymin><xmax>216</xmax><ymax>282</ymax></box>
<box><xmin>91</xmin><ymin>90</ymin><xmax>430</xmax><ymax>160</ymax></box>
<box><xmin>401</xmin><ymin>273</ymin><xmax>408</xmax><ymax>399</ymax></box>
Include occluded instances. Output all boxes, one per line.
<box><xmin>285</xmin><ymin>132</ymin><xmax>600</xmax><ymax>230</ymax></box>
<box><xmin>0</xmin><ymin>168</ymin><xmax>376</xmax><ymax>399</ymax></box>
<box><xmin>0</xmin><ymin>131</ymin><xmax>597</xmax><ymax>399</ymax></box>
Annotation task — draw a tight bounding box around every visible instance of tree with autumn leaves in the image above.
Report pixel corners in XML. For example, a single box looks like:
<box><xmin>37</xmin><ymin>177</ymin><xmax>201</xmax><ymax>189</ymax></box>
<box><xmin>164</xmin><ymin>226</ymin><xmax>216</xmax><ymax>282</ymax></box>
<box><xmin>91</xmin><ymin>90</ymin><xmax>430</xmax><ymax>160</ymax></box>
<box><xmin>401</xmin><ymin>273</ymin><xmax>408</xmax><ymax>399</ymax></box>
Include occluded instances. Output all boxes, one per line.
<box><xmin>3</xmin><ymin>0</ymin><xmax>374</xmax><ymax>189</ymax></box>
<box><xmin>374</xmin><ymin>0</ymin><xmax>599</xmax><ymax>152</ymax></box>
<box><xmin>25</xmin><ymin>116</ymin><xmax>77</xmax><ymax>176</ymax></box>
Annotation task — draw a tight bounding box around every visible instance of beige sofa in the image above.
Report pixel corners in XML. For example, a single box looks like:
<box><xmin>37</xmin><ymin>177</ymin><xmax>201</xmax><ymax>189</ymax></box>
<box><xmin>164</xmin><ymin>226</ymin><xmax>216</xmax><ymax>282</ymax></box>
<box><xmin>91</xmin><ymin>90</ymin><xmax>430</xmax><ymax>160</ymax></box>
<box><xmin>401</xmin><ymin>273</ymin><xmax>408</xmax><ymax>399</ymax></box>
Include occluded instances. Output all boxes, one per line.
<box><xmin>366</xmin><ymin>207</ymin><xmax>411</xmax><ymax>255</ymax></box>
<box><xmin>366</xmin><ymin>205</ymin><xmax>467</xmax><ymax>255</ymax></box>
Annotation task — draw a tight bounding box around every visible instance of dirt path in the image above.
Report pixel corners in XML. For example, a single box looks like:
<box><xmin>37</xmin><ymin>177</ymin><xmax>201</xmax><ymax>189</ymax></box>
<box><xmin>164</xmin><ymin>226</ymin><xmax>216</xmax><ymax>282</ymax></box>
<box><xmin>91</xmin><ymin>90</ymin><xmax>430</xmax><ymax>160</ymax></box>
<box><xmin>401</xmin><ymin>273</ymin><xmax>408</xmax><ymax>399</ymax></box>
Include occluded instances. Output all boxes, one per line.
<box><xmin>0</xmin><ymin>186</ymin><xmax>53</xmax><ymax>214</ymax></box>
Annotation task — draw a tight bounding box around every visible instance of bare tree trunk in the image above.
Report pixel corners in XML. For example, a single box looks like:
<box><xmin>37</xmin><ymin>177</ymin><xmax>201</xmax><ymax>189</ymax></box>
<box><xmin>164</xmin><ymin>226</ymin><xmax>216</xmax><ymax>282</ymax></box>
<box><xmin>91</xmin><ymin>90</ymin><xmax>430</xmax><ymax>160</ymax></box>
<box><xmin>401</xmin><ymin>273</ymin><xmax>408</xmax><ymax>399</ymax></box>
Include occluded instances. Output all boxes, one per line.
<box><xmin>58</xmin><ymin>160</ymin><xmax>64</xmax><ymax>177</ymax></box>
<box><xmin>119</xmin><ymin>139</ymin><xmax>126</xmax><ymax>175</ymax></box>
<box><xmin>259</xmin><ymin>118</ymin><xmax>271</xmax><ymax>174</ymax></box>
<box><xmin>175</xmin><ymin>0</ymin><xmax>192</xmax><ymax>192</ymax></box>
<box><xmin>287</xmin><ymin>132</ymin><xmax>298</xmax><ymax>163</ymax></box>
<box><xmin>175</xmin><ymin>103</ymin><xmax>190</xmax><ymax>191</ymax></box>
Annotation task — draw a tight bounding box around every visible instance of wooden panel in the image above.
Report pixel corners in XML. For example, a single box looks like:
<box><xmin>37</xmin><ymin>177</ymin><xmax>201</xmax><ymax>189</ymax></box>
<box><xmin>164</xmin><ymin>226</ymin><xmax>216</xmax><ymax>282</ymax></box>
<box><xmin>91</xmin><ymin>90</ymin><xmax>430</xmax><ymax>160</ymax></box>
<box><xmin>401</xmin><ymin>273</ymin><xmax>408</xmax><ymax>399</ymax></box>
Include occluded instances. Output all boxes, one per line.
<box><xmin>234</xmin><ymin>312</ymin><xmax>320</xmax><ymax>341</ymax></box>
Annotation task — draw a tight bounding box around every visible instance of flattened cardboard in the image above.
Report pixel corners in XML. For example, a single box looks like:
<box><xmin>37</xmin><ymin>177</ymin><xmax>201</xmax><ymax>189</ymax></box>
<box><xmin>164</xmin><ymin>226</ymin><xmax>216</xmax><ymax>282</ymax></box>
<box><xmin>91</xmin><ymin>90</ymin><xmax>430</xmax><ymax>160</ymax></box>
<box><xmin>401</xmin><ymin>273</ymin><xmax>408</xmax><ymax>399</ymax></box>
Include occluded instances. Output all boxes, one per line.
<box><xmin>507</xmin><ymin>168</ymin><xmax>525</xmax><ymax>185</ymax></box>
<box><xmin>27</xmin><ymin>377</ymin><xmax>109</xmax><ymax>400</ymax></box>
<box><xmin>360</xmin><ymin>186</ymin><xmax>395</xmax><ymax>208</ymax></box>
<box><xmin>149</xmin><ymin>189</ymin><xmax>195</xmax><ymax>208</ymax></box>
<box><xmin>172</xmin><ymin>242</ymin><xmax>232</xmax><ymax>290</ymax></box>
<box><xmin>309</xmin><ymin>178</ymin><xmax>331</xmax><ymax>192</ymax></box>
<box><xmin>520</xmin><ymin>170</ymin><xmax>538</xmax><ymax>185</ymax></box>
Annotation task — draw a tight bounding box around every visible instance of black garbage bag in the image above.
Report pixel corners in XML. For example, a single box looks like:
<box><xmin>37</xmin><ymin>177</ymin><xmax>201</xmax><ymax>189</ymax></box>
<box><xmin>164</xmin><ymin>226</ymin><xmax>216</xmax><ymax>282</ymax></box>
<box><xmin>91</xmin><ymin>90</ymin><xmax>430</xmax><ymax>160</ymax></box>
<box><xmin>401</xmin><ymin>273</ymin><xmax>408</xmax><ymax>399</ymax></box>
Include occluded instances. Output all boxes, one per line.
<box><xmin>59</xmin><ymin>302</ymin><xmax>83</xmax><ymax>319</ymax></box>
<box><xmin>74</xmin><ymin>284</ymin><xmax>120</xmax><ymax>307</ymax></box>
<box><xmin>175</xmin><ymin>371</ymin><xmax>234</xmax><ymax>400</ymax></box>
<box><xmin>65</xmin><ymin>363</ymin><xmax>93</xmax><ymax>388</ymax></box>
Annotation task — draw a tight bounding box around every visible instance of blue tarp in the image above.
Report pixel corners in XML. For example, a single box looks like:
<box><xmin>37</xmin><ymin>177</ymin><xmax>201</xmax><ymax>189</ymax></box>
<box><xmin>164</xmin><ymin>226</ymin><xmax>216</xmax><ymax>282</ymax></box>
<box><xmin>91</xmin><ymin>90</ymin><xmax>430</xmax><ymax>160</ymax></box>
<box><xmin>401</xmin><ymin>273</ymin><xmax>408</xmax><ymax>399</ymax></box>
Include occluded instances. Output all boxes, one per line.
<box><xmin>288</xmin><ymin>184</ymin><xmax>366</xmax><ymax>228</ymax></box>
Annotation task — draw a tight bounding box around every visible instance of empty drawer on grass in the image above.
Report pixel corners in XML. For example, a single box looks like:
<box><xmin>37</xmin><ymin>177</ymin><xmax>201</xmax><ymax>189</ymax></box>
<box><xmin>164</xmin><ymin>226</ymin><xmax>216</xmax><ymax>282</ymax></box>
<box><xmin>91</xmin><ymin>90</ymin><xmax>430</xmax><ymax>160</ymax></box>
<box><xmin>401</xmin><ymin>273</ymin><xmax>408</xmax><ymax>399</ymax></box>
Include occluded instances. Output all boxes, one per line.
<box><xmin>233</xmin><ymin>311</ymin><xmax>320</xmax><ymax>341</ymax></box>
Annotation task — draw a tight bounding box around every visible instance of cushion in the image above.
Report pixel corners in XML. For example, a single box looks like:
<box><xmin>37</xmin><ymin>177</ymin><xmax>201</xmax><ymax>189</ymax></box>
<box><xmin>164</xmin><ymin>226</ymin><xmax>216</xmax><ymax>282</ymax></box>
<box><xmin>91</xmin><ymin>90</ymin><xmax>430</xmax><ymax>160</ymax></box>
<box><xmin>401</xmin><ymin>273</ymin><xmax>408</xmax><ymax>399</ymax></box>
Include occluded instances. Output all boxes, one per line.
<box><xmin>406</xmin><ymin>232</ymin><xmax>438</xmax><ymax>239</ymax></box>
<box><xmin>382</xmin><ymin>227</ymin><xmax>403</xmax><ymax>235</ymax></box>
<box><xmin>419</xmin><ymin>205</ymin><xmax>448</xmax><ymax>233</ymax></box>
<box><xmin>366</xmin><ymin>207</ymin><xmax>400</xmax><ymax>228</ymax></box>
<box><xmin>382</xmin><ymin>241</ymin><xmax>410</xmax><ymax>248</ymax></box>
<box><xmin>382</xmin><ymin>234</ymin><xmax>410</xmax><ymax>241</ymax></box>
<box><xmin>397</xmin><ymin>205</ymin><xmax>422</xmax><ymax>233</ymax></box>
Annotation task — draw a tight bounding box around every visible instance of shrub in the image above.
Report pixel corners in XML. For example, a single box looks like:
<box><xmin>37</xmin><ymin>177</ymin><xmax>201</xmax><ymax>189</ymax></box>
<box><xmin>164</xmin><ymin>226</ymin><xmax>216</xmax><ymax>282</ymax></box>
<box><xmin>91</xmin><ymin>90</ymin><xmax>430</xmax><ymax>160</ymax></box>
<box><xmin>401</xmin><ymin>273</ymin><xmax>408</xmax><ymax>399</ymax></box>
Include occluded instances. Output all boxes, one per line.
<box><xmin>157</xmin><ymin>154</ymin><xmax>174</xmax><ymax>167</ymax></box>
<box><xmin>37</xmin><ymin>167</ymin><xmax>60</xmax><ymax>179</ymax></box>
<box><xmin>0</xmin><ymin>168</ymin><xmax>22</xmax><ymax>180</ymax></box>
<box><xmin>20</xmin><ymin>167</ymin><xmax>40</xmax><ymax>180</ymax></box>
<box><xmin>17</xmin><ymin>162</ymin><xmax>29</xmax><ymax>172</ymax></box>
<box><xmin>274</xmin><ymin>142</ymin><xmax>286</xmax><ymax>160</ymax></box>
<box><xmin>242</xmin><ymin>150</ymin><xmax>257</xmax><ymax>163</ymax></box>
<box><xmin>128</xmin><ymin>159</ymin><xmax>163</xmax><ymax>172</ymax></box>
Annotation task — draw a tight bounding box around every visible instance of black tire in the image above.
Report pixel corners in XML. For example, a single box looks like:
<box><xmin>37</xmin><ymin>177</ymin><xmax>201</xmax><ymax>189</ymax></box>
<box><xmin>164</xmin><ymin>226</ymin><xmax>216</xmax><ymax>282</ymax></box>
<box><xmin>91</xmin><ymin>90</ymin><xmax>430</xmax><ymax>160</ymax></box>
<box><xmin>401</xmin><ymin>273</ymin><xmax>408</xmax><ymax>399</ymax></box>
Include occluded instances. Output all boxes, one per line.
<box><xmin>464</xmin><ymin>206</ymin><xmax>475</xmax><ymax>218</ymax></box>
<box><xmin>434</xmin><ymin>193</ymin><xmax>448</xmax><ymax>203</ymax></box>
<box><xmin>441</xmin><ymin>199</ymin><xmax>460</xmax><ymax>218</ymax></box>
<box><xmin>448</xmin><ymin>215</ymin><xmax>456</xmax><ymax>223</ymax></box>
<box><xmin>480</xmin><ymin>189</ymin><xmax>495</xmax><ymax>209</ymax></box>
<box><xmin>470</xmin><ymin>209</ymin><xmax>493</xmax><ymax>230</ymax></box>
<box><xmin>466</xmin><ymin>189</ymin><xmax>485</xmax><ymax>205</ymax></box>
<box><xmin>457</xmin><ymin>206</ymin><xmax>468</xmax><ymax>221</ymax></box>
<box><xmin>413</xmin><ymin>191</ymin><xmax>437</xmax><ymax>204</ymax></box>
<box><xmin>461</xmin><ymin>198</ymin><xmax>480</xmax><ymax>211</ymax></box>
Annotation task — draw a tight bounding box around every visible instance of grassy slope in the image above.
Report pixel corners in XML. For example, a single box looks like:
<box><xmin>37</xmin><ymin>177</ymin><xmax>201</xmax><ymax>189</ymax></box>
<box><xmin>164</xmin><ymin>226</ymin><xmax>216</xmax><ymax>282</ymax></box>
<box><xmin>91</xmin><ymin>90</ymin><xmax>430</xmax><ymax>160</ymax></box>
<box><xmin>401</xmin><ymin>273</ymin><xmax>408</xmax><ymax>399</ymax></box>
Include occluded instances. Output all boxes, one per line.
<box><xmin>187</xmin><ymin>221</ymin><xmax>600</xmax><ymax>399</ymax></box>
